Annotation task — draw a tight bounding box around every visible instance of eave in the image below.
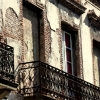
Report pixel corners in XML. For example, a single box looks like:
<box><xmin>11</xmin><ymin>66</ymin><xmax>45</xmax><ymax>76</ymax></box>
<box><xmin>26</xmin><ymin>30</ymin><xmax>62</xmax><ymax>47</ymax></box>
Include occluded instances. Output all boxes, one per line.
<box><xmin>58</xmin><ymin>0</ymin><xmax>86</xmax><ymax>15</ymax></box>
<box><xmin>87</xmin><ymin>10</ymin><xmax>100</xmax><ymax>30</ymax></box>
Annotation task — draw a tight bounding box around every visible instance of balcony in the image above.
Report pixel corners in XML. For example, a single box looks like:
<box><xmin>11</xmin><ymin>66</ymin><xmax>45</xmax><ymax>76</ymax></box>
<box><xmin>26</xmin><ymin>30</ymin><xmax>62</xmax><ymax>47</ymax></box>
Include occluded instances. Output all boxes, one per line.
<box><xmin>17</xmin><ymin>61</ymin><xmax>100</xmax><ymax>100</ymax></box>
<box><xmin>0</xmin><ymin>42</ymin><xmax>17</xmax><ymax>99</ymax></box>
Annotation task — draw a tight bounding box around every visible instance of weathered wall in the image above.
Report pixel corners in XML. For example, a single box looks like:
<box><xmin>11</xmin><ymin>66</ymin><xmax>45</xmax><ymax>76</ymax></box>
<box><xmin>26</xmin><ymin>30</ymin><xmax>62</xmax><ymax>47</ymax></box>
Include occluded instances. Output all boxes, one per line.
<box><xmin>80</xmin><ymin>0</ymin><xmax>100</xmax><ymax>84</ymax></box>
<box><xmin>46</xmin><ymin>1</ymin><xmax>61</xmax><ymax>68</ymax></box>
<box><xmin>1</xmin><ymin>0</ymin><xmax>100</xmax><ymax>86</ymax></box>
<box><xmin>2</xmin><ymin>0</ymin><xmax>20</xmax><ymax>24</ymax></box>
<box><xmin>0</xmin><ymin>0</ymin><xmax>2</xmax><ymax>33</ymax></box>
<box><xmin>45</xmin><ymin>0</ymin><xmax>81</xmax><ymax>70</ymax></box>
<box><xmin>23</xmin><ymin>6</ymin><xmax>39</xmax><ymax>62</ymax></box>
<box><xmin>93</xmin><ymin>46</ymin><xmax>100</xmax><ymax>86</ymax></box>
<box><xmin>1</xmin><ymin>0</ymin><xmax>22</xmax><ymax>69</ymax></box>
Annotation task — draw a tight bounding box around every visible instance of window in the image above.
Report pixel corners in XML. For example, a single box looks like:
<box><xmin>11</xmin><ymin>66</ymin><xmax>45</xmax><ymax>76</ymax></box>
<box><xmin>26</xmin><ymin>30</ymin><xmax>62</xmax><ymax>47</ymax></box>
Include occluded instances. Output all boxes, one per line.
<box><xmin>93</xmin><ymin>40</ymin><xmax>100</xmax><ymax>86</ymax></box>
<box><xmin>62</xmin><ymin>31</ymin><xmax>73</xmax><ymax>74</ymax></box>
<box><xmin>23</xmin><ymin>6</ymin><xmax>40</xmax><ymax>62</ymax></box>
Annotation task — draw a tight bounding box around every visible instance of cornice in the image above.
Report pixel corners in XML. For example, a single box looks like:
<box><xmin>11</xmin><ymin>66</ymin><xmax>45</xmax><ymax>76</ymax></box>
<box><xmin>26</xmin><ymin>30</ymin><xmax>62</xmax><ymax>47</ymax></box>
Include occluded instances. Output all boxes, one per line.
<box><xmin>58</xmin><ymin>0</ymin><xmax>86</xmax><ymax>15</ymax></box>
<box><xmin>89</xmin><ymin>0</ymin><xmax>100</xmax><ymax>8</ymax></box>
<box><xmin>23</xmin><ymin>0</ymin><xmax>44</xmax><ymax>11</ymax></box>
<box><xmin>87</xmin><ymin>10</ymin><xmax>100</xmax><ymax>30</ymax></box>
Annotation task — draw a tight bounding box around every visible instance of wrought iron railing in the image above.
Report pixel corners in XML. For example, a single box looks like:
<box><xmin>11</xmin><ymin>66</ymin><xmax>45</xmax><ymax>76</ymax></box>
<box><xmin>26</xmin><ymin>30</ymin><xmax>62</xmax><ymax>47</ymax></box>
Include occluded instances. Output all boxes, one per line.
<box><xmin>17</xmin><ymin>61</ymin><xmax>100</xmax><ymax>100</ymax></box>
<box><xmin>0</xmin><ymin>42</ymin><xmax>15</xmax><ymax>83</ymax></box>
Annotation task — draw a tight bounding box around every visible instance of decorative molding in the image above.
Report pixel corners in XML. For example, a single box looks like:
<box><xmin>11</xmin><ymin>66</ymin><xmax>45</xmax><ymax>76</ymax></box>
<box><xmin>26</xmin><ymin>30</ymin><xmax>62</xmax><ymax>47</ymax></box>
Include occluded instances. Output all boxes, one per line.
<box><xmin>85</xmin><ymin>0</ymin><xmax>100</xmax><ymax>11</ymax></box>
<box><xmin>23</xmin><ymin>0</ymin><xmax>44</xmax><ymax>10</ymax></box>
<box><xmin>58</xmin><ymin>0</ymin><xmax>86</xmax><ymax>15</ymax></box>
<box><xmin>87</xmin><ymin>10</ymin><xmax>100</xmax><ymax>30</ymax></box>
<box><xmin>89</xmin><ymin>0</ymin><xmax>100</xmax><ymax>8</ymax></box>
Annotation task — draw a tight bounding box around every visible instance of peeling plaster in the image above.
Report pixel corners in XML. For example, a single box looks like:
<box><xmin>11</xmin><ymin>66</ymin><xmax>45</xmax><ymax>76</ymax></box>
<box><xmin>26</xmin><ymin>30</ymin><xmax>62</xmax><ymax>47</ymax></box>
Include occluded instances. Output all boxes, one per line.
<box><xmin>59</xmin><ymin>4</ymin><xmax>80</xmax><ymax>26</ymax></box>
<box><xmin>7</xmin><ymin>38</ymin><xmax>22</xmax><ymax>69</ymax></box>
<box><xmin>2</xmin><ymin>0</ymin><xmax>20</xmax><ymax>25</ymax></box>
<box><xmin>46</xmin><ymin>1</ymin><xmax>59</xmax><ymax>31</ymax></box>
<box><xmin>49</xmin><ymin>30</ymin><xmax>60</xmax><ymax>69</ymax></box>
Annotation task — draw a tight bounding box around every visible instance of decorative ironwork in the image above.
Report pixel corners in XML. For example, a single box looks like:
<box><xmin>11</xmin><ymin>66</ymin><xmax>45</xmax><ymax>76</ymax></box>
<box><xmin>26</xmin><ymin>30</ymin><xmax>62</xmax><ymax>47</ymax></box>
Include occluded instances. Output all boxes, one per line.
<box><xmin>0</xmin><ymin>42</ymin><xmax>15</xmax><ymax>83</ymax></box>
<box><xmin>17</xmin><ymin>61</ymin><xmax>100</xmax><ymax>100</ymax></box>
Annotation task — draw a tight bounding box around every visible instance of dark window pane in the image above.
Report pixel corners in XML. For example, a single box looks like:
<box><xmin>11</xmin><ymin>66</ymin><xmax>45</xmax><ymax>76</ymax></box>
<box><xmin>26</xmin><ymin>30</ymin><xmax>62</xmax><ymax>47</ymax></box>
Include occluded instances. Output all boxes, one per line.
<box><xmin>67</xmin><ymin>63</ymin><xmax>72</xmax><ymax>74</ymax></box>
<box><xmin>65</xmin><ymin>33</ymin><xmax>70</xmax><ymax>48</ymax></box>
<box><xmin>66</xmin><ymin>49</ymin><xmax>71</xmax><ymax>62</ymax></box>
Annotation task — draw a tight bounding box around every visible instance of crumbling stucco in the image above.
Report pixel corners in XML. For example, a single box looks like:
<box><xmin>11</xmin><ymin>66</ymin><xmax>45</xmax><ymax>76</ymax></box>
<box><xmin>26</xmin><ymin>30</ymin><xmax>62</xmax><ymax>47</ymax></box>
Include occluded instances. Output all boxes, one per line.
<box><xmin>59</xmin><ymin>4</ymin><xmax>80</xmax><ymax>26</ymax></box>
<box><xmin>46</xmin><ymin>1</ymin><xmax>59</xmax><ymax>31</ymax></box>
<box><xmin>7</xmin><ymin>37</ymin><xmax>22</xmax><ymax>70</ymax></box>
<box><xmin>80</xmin><ymin>0</ymin><xmax>100</xmax><ymax>84</ymax></box>
<box><xmin>0</xmin><ymin>9</ymin><xmax>3</xmax><ymax>33</ymax></box>
<box><xmin>2</xmin><ymin>0</ymin><xmax>20</xmax><ymax>25</ymax></box>
<box><xmin>49</xmin><ymin>30</ymin><xmax>61</xmax><ymax>69</ymax></box>
<box><xmin>23</xmin><ymin>7</ymin><xmax>39</xmax><ymax>62</ymax></box>
<box><xmin>5</xmin><ymin>8</ymin><xmax>19</xmax><ymax>37</ymax></box>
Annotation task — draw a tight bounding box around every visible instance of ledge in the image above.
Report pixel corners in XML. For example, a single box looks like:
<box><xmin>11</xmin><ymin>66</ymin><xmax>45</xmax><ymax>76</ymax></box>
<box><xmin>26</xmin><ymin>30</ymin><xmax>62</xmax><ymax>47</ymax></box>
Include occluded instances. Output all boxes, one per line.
<box><xmin>0</xmin><ymin>78</ymin><xmax>18</xmax><ymax>90</ymax></box>
<box><xmin>58</xmin><ymin>0</ymin><xmax>86</xmax><ymax>15</ymax></box>
<box><xmin>87</xmin><ymin>10</ymin><xmax>100</xmax><ymax>30</ymax></box>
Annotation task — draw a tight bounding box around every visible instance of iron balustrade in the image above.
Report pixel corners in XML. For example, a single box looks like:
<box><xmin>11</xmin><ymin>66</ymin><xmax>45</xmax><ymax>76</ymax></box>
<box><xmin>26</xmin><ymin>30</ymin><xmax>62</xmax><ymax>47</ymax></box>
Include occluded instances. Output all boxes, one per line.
<box><xmin>0</xmin><ymin>42</ymin><xmax>15</xmax><ymax>83</ymax></box>
<box><xmin>17</xmin><ymin>61</ymin><xmax>100</xmax><ymax>100</ymax></box>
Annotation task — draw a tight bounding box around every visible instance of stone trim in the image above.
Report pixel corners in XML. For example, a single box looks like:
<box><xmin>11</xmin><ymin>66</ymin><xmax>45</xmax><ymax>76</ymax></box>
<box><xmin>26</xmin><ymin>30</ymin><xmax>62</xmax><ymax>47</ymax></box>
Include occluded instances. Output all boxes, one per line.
<box><xmin>88</xmin><ymin>10</ymin><xmax>100</xmax><ymax>30</ymax></box>
<box><xmin>59</xmin><ymin>18</ymin><xmax>83</xmax><ymax>78</ymax></box>
<box><xmin>23</xmin><ymin>0</ymin><xmax>44</xmax><ymax>10</ymax></box>
<box><xmin>58</xmin><ymin>0</ymin><xmax>86</xmax><ymax>15</ymax></box>
<box><xmin>90</xmin><ymin>27</ymin><xmax>100</xmax><ymax>85</ymax></box>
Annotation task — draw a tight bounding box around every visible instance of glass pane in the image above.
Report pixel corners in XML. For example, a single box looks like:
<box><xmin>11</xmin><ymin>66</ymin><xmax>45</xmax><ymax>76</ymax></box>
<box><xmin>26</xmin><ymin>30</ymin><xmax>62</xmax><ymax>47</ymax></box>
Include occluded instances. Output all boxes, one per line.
<box><xmin>67</xmin><ymin>63</ymin><xmax>72</xmax><ymax>74</ymax></box>
<box><xmin>65</xmin><ymin>33</ymin><xmax>70</xmax><ymax>48</ymax></box>
<box><xmin>66</xmin><ymin>49</ymin><xmax>71</xmax><ymax>62</ymax></box>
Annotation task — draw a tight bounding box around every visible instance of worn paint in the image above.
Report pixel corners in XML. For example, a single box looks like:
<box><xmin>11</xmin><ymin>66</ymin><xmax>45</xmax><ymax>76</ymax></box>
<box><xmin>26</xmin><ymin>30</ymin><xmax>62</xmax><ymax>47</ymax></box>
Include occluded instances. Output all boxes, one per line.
<box><xmin>80</xmin><ymin>0</ymin><xmax>100</xmax><ymax>84</ymax></box>
<box><xmin>2</xmin><ymin>0</ymin><xmax>20</xmax><ymax>25</ymax></box>
<box><xmin>46</xmin><ymin>1</ymin><xmax>59</xmax><ymax>31</ymax></box>
<box><xmin>7</xmin><ymin>37</ymin><xmax>22</xmax><ymax>70</ymax></box>
<box><xmin>59</xmin><ymin>4</ymin><xmax>80</xmax><ymax>26</ymax></box>
<box><xmin>23</xmin><ymin>7</ymin><xmax>39</xmax><ymax>62</ymax></box>
<box><xmin>49</xmin><ymin>30</ymin><xmax>61</xmax><ymax>69</ymax></box>
<box><xmin>93</xmin><ymin>46</ymin><xmax>100</xmax><ymax>86</ymax></box>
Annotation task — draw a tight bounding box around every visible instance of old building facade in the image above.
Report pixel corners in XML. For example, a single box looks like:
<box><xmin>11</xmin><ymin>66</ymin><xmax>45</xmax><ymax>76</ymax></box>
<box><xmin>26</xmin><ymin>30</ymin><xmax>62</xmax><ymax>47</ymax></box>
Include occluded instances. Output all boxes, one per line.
<box><xmin>0</xmin><ymin>0</ymin><xmax>100</xmax><ymax>100</ymax></box>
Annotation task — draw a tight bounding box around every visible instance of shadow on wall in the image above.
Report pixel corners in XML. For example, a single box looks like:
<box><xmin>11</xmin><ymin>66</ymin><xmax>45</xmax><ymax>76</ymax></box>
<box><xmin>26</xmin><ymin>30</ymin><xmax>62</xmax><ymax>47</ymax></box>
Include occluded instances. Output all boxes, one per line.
<box><xmin>83</xmin><ymin>15</ymin><xmax>90</xmax><ymax>27</ymax></box>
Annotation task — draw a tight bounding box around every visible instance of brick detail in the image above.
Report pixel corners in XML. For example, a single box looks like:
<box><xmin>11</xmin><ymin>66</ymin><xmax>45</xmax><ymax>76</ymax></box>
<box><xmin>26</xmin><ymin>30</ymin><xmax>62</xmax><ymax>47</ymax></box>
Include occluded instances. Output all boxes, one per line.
<box><xmin>5</xmin><ymin>8</ymin><xmax>19</xmax><ymax>38</ymax></box>
<box><xmin>43</xmin><ymin>9</ymin><xmax>51</xmax><ymax>63</ymax></box>
<box><xmin>59</xmin><ymin>16</ymin><xmax>83</xmax><ymax>79</ymax></box>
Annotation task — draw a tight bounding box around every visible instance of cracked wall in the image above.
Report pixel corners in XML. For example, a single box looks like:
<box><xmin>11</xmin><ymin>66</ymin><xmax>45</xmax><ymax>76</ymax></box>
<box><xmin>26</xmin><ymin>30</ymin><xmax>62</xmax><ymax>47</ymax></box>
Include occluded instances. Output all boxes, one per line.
<box><xmin>1</xmin><ymin>0</ymin><xmax>22</xmax><ymax>69</ymax></box>
<box><xmin>1</xmin><ymin>0</ymin><xmax>99</xmax><ymax>86</ymax></box>
<box><xmin>45</xmin><ymin>0</ymin><xmax>81</xmax><ymax>71</ymax></box>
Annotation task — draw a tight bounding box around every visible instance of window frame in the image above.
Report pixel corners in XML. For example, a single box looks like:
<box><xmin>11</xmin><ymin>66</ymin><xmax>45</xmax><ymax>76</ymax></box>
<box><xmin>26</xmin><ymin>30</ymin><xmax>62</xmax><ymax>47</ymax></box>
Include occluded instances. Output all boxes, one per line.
<box><xmin>62</xmin><ymin>30</ymin><xmax>74</xmax><ymax>75</ymax></box>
